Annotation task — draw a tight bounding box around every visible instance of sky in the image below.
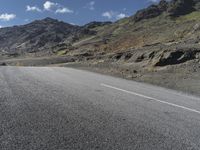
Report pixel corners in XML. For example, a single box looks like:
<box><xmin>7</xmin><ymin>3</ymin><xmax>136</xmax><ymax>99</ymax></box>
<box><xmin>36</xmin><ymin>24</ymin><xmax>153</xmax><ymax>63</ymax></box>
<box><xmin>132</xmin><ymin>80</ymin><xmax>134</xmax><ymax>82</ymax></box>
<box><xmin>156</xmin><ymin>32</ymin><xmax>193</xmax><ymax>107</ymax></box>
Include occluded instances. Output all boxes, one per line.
<box><xmin>0</xmin><ymin>0</ymin><xmax>160</xmax><ymax>27</ymax></box>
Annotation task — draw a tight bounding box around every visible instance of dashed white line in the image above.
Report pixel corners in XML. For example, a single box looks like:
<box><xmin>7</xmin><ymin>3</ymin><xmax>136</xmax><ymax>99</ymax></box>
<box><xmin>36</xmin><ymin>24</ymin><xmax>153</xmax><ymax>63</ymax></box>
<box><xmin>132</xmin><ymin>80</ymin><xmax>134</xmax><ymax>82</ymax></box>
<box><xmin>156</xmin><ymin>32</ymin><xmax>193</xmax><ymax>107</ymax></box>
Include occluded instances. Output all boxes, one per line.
<box><xmin>101</xmin><ymin>83</ymin><xmax>200</xmax><ymax>114</ymax></box>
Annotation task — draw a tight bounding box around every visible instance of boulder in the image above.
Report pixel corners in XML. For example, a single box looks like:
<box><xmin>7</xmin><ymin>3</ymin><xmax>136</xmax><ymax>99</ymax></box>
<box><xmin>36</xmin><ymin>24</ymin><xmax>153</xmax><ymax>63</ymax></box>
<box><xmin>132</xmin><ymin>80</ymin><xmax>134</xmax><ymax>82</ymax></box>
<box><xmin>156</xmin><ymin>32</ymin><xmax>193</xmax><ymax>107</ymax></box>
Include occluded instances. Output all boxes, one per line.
<box><xmin>155</xmin><ymin>49</ymin><xmax>199</xmax><ymax>66</ymax></box>
<box><xmin>0</xmin><ymin>62</ymin><xmax>7</xmax><ymax>66</ymax></box>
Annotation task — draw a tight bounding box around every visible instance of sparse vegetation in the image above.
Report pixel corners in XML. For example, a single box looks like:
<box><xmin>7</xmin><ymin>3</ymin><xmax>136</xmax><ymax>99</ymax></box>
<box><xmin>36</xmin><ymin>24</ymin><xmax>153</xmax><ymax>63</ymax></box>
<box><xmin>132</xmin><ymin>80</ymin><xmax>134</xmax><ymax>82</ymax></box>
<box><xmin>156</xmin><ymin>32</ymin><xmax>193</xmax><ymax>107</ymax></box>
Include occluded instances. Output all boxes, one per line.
<box><xmin>56</xmin><ymin>50</ymin><xmax>68</xmax><ymax>56</ymax></box>
<box><xmin>176</xmin><ymin>11</ymin><xmax>200</xmax><ymax>22</ymax></box>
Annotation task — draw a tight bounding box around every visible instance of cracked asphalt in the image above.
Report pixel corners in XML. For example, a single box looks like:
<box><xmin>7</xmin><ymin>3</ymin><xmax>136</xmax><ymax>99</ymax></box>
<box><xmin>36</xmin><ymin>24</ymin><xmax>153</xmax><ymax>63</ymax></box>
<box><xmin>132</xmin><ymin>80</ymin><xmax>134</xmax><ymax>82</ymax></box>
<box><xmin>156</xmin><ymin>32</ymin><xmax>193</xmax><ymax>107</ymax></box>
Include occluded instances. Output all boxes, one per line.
<box><xmin>0</xmin><ymin>67</ymin><xmax>200</xmax><ymax>150</ymax></box>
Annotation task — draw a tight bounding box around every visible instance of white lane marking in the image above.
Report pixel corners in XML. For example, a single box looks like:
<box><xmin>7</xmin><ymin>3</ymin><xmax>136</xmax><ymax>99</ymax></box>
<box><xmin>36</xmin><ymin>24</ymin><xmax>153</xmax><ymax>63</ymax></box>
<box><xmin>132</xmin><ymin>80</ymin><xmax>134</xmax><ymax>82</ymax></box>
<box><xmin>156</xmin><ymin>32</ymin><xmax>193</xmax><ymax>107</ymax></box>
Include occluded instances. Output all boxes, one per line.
<box><xmin>101</xmin><ymin>83</ymin><xmax>200</xmax><ymax>114</ymax></box>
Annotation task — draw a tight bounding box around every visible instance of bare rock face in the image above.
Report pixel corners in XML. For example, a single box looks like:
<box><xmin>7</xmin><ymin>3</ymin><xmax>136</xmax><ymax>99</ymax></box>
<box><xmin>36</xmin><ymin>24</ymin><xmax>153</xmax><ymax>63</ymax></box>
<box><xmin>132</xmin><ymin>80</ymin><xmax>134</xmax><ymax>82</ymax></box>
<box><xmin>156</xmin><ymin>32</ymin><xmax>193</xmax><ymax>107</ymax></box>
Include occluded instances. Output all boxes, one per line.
<box><xmin>133</xmin><ymin>5</ymin><xmax>162</xmax><ymax>22</ymax></box>
<box><xmin>133</xmin><ymin>0</ymin><xmax>196</xmax><ymax>22</ymax></box>
<box><xmin>155</xmin><ymin>49</ymin><xmax>200</xmax><ymax>66</ymax></box>
<box><xmin>158</xmin><ymin>0</ymin><xmax>169</xmax><ymax>11</ymax></box>
<box><xmin>167</xmin><ymin>0</ymin><xmax>195</xmax><ymax>17</ymax></box>
<box><xmin>0</xmin><ymin>62</ymin><xmax>6</xmax><ymax>66</ymax></box>
<box><xmin>133</xmin><ymin>0</ymin><xmax>168</xmax><ymax>22</ymax></box>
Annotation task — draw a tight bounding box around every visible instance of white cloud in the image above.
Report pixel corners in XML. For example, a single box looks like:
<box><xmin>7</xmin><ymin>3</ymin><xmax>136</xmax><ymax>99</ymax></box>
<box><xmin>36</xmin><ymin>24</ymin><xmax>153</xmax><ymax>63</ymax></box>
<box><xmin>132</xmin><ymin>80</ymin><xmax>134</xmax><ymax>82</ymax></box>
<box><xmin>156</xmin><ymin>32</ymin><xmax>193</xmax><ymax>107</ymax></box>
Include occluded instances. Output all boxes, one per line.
<box><xmin>0</xmin><ymin>25</ymin><xmax>2</xmax><ymax>28</ymax></box>
<box><xmin>0</xmin><ymin>13</ymin><xmax>16</xmax><ymax>21</ymax></box>
<box><xmin>102</xmin><ymin>11</ymin><xmax>114</xmax><ymax>19</ymax></box>
<box><xmin>56</xmin><ymin>7</ymin><xmax>73</xmax><ymax>14</ymax></box>
<box><xmin>85</xmin><ymin>1</ymin><xmax>95</xmax><ymax>10</ymax></box>
<box><xmin>116</xmin><ymin>13</ymin><xmax>126</xmax><ymax>19</ymax></box>
<box><xmin>123</xmin><ymin>8</ymin><xmax>127</xmax><ymax>12</ymax></box>
<box><xmin>43</xmin><ymin>1</ymin><xmax>73</xmax><ymax>14</ymax></box>
<box><xmin>148</xmin><ymin>0</ymin><xmax>160</xmax><ymax>3</ymax></box>
<box><xmin>24</xmin><ymin>19</ymin><xmax>29</xmax><ymax>22</ymax></box>
<box><xmin>44</xmin><ymin>1</ymin><xmax>57</xmax><ymax>11</ymax></box>
<box><xmin>102</xmin><ymin>11</ymin><xmax>127</xmax><ymax>20</ymax></box>
<box><xmin>25</xmin><ymin>1</ymin><xmax>73</xmax><ymax>14</ymax></box>
<box><xmin>89</xmin><ymin>1</ymin><xmax>95</xmax><ymax>10</ymax></box>
<box><xmin>26</xmin><ymin>5</ymin><xmax>41</xmax><ymax>12</ymax></box>
<box><xmin>69</xmin><ymin>22</ymin><xmax>76</xmax><ymax>25</ymax></box>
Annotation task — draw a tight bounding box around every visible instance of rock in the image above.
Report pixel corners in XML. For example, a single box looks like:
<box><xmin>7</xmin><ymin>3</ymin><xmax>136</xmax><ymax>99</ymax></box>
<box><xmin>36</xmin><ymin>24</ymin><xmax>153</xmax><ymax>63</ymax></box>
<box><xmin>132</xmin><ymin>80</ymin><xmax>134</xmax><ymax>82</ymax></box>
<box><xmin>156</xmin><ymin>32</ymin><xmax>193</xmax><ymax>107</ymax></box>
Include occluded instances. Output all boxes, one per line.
<box><xmin>0</xmin><ymin>62</ymin><xmax>7</xmax><ymax>66</ymax></box>
<box><xmin>121</xmin><ymin>53</ymin><xmax>133</xmax><ymax>61</ymax></box>
<box><xmin>112</xmin><ymin>53</ymin><xmax>123</xmax><ymax>61</ymax></box>
<box><xmin>155</xmin><ymin>49</ymin><xmax>199</xmax><ymax>66</ymax></box>
<box><xmin>158</xmin><ymin>0</ymin><xmax>169</xmax><ymax>11</ymax></box>
<box><xmin>167</xmin><ymin>0</ymin><xmax>195</xmax><ymax>17</ymax></box>
<box><xmin>133</xmin><ymin>70</ymin><xmax>138</xmax><ymax>73</ymax></box>
<box><xmin>135</xmin><ymin>54</ymin><xmax>145</xmax><ymax>62</ymax></box>
<box><xmin>133</xmin><ymin>0</ymin><xmax>196</xmax><ymax>22</ymax></box>
<box><xmin>133</xmin><ymin>0</ymin><xmax>168</xmax><ymax>22</ymax></box>
<box><xmin>134</xmin><ymin>5</ymin><xmax>162</xmax><ymax>22</ymax></box>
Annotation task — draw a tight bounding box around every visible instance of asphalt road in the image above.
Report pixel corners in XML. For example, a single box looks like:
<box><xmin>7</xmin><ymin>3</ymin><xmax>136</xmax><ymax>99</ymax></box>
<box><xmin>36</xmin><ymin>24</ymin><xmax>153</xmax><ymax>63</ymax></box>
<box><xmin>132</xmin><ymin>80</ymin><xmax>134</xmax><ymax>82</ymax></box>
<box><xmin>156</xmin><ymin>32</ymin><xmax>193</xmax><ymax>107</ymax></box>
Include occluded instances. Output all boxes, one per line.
<box><xmin>1</xmin><ymin>67</ymin><xmax>200</xmax><ymax>150</ymax></box>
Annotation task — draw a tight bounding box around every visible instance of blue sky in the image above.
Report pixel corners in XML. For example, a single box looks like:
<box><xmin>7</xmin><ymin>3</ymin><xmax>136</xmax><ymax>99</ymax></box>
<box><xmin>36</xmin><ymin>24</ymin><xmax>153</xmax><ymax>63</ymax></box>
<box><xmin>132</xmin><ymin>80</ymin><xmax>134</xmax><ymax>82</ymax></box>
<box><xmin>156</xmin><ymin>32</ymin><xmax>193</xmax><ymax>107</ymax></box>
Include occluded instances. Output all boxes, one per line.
<box><xmin>0</xmin><ymin>0</ymin><xmax>159</xmax><ymax>27</ymax></box>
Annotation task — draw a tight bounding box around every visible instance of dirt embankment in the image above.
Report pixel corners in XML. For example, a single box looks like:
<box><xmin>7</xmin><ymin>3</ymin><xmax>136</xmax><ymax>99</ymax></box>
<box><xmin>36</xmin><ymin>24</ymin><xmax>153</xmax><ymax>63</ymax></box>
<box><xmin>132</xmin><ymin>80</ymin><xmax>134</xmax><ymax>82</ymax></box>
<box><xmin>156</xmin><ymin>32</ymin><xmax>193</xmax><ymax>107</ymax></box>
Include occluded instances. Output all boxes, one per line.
<box><xmin>1</xmin><ymin>43</ymin><xmax>200</xmax><ymax>97</ymax></box>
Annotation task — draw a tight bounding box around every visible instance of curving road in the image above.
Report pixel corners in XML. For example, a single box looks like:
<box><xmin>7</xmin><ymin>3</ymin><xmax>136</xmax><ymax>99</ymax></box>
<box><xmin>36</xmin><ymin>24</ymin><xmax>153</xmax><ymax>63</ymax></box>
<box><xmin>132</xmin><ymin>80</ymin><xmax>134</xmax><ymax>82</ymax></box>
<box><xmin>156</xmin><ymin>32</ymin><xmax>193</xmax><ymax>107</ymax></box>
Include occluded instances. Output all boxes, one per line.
<box><xmin>0</xmin><ymin>67</ymin><xmax>200</xmax><ymax>150</ymax></box>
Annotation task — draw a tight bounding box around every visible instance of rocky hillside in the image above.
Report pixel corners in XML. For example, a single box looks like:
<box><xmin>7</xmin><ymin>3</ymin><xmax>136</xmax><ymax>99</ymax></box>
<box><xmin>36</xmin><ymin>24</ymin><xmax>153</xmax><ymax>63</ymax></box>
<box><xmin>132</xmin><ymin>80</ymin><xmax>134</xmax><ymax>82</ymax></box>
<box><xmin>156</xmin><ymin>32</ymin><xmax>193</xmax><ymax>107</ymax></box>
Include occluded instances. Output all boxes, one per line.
<box><xmin>0</xmin><ymin>17</ymin><xmax>96</xmax><ymax>56</ymax></box>
<box><xmin>70</xmin><ymin>0</ymin><xmax>200</xmax><ymax>65</ymax></box>
<box><xmin>1</xmin><ymin>0</ymin><xmax>200</xmax><ymax>68</ymax></box>
<box><xmin>133</xmin><ymin>0</ymin><xmax>195</xmax><ymax>21</ymax></box>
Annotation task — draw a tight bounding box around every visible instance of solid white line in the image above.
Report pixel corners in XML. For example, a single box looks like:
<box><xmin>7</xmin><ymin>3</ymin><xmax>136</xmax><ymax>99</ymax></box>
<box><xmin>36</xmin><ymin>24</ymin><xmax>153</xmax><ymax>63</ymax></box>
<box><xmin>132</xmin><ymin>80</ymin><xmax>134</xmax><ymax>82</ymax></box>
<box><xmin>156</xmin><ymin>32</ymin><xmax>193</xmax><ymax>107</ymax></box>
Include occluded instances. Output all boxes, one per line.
<box><xmin>101</xmin><ymin>83</ymin><xmax>200</xmax><ymax>114</ymax></box>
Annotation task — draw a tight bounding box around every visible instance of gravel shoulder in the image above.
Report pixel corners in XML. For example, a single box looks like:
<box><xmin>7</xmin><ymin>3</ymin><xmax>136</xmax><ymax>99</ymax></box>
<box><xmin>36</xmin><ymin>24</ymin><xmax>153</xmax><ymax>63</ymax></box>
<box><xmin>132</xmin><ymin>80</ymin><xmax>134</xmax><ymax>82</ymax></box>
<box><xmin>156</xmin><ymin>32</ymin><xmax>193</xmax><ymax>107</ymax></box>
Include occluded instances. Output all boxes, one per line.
<box><xmin>62</xmin><ymin>61</ymin><xmax>200</xmax><ymax>97</ymax></box>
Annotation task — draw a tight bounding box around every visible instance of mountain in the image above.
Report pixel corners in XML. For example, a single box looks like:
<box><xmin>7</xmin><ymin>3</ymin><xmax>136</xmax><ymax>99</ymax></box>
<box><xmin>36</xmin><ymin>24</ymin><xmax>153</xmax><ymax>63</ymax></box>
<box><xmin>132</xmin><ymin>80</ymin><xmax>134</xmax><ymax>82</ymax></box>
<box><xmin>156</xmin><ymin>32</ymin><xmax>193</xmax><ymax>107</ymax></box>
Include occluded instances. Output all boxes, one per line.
<box><xmin>0</xmin><ymin>17</ymin><xmax>96</xmax><ymax>56</ymax></box>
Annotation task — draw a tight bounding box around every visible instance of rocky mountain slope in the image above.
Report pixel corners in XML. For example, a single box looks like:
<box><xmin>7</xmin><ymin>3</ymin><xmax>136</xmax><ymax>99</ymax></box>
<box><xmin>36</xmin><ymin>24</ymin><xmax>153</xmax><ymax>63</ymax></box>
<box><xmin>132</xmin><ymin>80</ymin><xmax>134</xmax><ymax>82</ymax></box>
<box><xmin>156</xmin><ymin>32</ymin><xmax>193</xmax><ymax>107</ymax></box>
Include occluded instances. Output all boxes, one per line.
<box><xmin>69</xmin><ymin>0</ymin><xmax>200</xmax><ymax>66</ymax></box>
<box><xmin>0</xmin><ymin>17</ymin><xmax>95</xmax><ymax>57</ymax></box>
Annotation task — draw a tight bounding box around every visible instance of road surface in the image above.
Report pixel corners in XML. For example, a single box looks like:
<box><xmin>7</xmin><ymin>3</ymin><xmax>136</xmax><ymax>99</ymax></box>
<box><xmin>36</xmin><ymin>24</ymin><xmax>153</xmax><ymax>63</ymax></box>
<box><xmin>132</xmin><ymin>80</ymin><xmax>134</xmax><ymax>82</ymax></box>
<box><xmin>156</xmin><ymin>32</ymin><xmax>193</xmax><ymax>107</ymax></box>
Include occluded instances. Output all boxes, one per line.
<box><xmin>0</xmin><ymin>66</ymin><xmax>200</xmax><ymax>150</ymax></box>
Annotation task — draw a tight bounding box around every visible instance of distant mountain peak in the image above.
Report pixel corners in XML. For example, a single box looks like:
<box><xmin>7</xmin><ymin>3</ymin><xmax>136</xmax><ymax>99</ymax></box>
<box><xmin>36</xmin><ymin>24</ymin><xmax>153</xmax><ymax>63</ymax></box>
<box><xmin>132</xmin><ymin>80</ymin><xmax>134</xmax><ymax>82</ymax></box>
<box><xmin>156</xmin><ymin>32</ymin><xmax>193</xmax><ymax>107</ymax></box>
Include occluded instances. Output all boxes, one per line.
<box><xmin>42</xmin><ymin>17</ymin><xmax>59</xmax><ymax>22</ymax></box>
<box><xmin>32</xmin><ymin>17</ymin><xmax>60</xmax><ymax>24</ymax></box>
<box><xmin>0</xmin><ymin>17</ymin><xmax>94</xmax><ymax>55</ymax></box>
